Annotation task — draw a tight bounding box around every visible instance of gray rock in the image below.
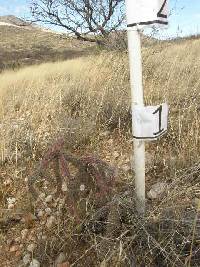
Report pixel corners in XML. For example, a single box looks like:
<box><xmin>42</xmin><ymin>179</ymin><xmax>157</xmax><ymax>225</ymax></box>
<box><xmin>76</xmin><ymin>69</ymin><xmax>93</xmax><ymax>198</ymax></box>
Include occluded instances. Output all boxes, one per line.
<box><xmin>147</xmin><ymin>182</ymin><xmax>168</xmax><ymax>199</ymax></box>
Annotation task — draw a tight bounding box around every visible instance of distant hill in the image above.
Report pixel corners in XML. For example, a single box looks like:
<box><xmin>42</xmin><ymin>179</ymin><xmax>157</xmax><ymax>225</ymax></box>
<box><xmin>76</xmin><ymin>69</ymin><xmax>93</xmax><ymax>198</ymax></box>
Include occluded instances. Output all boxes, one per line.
<box><xmin>0</xmin><ymin>15</ymin><xmax>95</xmax><ymax>71</ymax></box>
<box><xmin>0</xmin><ymin>15</ymin><xmax>33</xmax><ymax>27</ymax></box>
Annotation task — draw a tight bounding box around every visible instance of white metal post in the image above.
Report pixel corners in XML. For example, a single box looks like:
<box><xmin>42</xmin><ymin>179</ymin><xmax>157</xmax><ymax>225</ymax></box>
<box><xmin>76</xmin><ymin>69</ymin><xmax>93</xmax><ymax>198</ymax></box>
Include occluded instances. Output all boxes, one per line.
<box><xmin>127</xmin><ymin>29</ymin><xmax>145</xmax><ymax>215</ymax></box>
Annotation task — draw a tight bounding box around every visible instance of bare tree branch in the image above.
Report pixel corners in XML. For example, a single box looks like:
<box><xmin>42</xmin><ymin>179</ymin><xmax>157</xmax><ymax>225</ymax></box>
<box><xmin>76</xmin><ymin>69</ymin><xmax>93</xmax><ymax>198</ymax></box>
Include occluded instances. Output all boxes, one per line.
<box><xmin>29</xmin><ymin>0</ymin><xmax>125</xmax><ymax>44</ymax></box>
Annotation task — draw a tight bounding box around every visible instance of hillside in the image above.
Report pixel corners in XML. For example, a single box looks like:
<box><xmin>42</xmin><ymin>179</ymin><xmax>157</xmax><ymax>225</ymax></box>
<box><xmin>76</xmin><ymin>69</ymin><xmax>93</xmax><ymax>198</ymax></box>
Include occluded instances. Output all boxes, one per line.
<box><xmin>0</xmin><ymin>15</ymin><xmax>32</xmax><ymax>26</ymax></box>
<box><xmin>0</xmin><ymin>35</ymin><xmax>200</xmax><ymax>266</ymax></box>
<box><xmin>0</xmin><ymin>16</ymin><xmax>95</xmax><ymax>71</ymax></box>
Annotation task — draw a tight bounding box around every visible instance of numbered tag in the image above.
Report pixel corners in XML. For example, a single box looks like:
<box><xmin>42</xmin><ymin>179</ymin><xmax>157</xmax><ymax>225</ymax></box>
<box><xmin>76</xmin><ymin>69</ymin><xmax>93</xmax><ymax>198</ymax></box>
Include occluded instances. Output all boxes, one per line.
<box><xmin>133</xmin><ymin>103</ymin><xmax>168</xmax><ymax>140</ymax></box>
<box><xmin>125</xmin><ymin>0</ymin><xmax>168</xmax><ymax>29</ymax></box>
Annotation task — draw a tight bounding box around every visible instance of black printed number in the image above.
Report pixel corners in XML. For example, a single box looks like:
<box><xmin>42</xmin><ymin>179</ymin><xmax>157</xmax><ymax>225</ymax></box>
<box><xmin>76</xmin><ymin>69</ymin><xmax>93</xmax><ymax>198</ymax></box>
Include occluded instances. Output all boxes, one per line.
<box><xmin>157</xmin><ymin>0</ymin><xmax>167</xmax><ymax>19</ymax></box>
<box><xmin>153</xmin><ymin>105</ymin><xmax>164</xmax><ymax>136</ymax></box>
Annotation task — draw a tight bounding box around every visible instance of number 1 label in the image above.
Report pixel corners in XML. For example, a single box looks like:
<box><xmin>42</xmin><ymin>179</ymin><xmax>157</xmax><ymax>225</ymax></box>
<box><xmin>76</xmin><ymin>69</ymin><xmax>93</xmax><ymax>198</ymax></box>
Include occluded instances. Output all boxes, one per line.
<box><xmin>132</xmin><ymin>103</ymin><xmax>168</xmax><ymax>140</ymax></box>
<box><xmin>153</xmin><ymin>105</ymin><xmax>164</xmax><ymax>136</ymax></box>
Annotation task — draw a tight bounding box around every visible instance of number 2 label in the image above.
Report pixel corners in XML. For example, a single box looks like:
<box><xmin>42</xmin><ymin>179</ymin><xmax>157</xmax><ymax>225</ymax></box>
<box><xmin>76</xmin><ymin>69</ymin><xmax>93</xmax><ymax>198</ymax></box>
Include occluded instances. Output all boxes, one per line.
<box><xmin>157</xmin><ymin>0</ymin><xmax>167</xmax><ymax>19</ymax></box>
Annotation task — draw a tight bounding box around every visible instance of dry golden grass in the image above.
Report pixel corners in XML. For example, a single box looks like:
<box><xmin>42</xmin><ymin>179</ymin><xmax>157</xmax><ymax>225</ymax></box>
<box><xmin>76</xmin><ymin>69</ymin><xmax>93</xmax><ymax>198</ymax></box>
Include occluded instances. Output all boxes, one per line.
<box><xmin>0</xmin><ymin>52</ymin><xmax>131</xmax><ymax>163</ymax></box>
<box><xmin>0</xmin><ymin>25</ymin><xmax>94</xmax><ymax>71</ymax></box>
<box><xmin>0</xmin><ymin>38</ymin><xmax>200</xmax><ymax>168</ymax></box>
<box><xmin>0</xmin><ymin>37</ymin><xmax>200</xmax><ymax>266</ymax></box>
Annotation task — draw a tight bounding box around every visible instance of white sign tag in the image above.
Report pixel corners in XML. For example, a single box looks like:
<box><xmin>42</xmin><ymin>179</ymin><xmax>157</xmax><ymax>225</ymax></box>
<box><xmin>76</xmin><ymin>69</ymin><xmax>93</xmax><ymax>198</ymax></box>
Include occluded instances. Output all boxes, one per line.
<box><xmin>125</xmin><ymin>0</ymin><xmax>168</xmax><ymax>29</ymax></box>
<box><xmin>133</xmin><ymin>103</ymin><xmax>168</xmax><ymax>140</ymax></box>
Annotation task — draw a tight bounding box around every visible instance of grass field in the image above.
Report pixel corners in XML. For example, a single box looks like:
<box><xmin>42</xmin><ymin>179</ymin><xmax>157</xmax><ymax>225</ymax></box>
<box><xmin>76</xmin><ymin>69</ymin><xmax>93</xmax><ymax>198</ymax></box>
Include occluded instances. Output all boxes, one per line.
<box><xmin>0</xmin><ymin>25</ymin><xmax>94</xmax><ymax>71</ymax></box>
<box><xmin>0</xmin><ymin>36</ymin><xmax>200</xmax><ymax>266</ymax></box>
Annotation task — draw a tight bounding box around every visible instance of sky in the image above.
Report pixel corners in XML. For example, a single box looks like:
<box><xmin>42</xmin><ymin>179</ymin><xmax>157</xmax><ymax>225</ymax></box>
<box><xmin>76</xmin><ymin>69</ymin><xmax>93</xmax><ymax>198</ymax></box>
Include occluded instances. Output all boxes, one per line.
<box><xmin>0</xmin><ymin>0</ymin><xmax>200</xmax><ymax>38</ymax></box>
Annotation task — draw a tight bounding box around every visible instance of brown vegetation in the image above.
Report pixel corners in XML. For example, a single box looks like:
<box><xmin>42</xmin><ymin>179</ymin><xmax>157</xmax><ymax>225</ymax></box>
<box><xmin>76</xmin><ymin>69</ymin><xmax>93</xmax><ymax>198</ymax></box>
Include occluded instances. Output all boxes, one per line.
<box><xmin>0</xmin><ymin>24</ymin><xmax>95</xmax><ymax>72</ymax></box>
<box><xmin>0</xmin><ymin>36</ymin><xmax>200</xmax><ymax>266</ymax></box>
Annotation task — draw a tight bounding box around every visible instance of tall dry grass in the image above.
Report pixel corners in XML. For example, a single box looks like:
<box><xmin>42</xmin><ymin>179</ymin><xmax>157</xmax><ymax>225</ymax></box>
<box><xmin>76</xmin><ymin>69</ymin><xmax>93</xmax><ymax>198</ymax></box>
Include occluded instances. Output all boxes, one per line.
<box><xmin>0</xmin><ymin>38</ymin><xmax>200</xmax><ymax>266</ymax></box>
<box><xmin>0</xmin><ymin>52</ymin><xmax>130</xmax><ymax>163</ymax></box>
<box><xmin>0</xmin><ymin>39</ymin><xmax>200</xmax><ymax>169</ymax></box>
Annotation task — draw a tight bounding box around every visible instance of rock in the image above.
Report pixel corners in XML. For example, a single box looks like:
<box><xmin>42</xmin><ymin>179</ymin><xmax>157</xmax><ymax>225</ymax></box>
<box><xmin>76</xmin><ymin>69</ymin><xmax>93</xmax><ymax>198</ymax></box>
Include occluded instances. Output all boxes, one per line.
<box><xmin>55</xmin><ymin>252</ymin><xmax>66</xmax><ymax>265</ymax></box>
<box><xmin>79</xmin><ymin>184</ymin><xmax>85</xmax><ymax>192</ymax></box>
<box><xmin>8</xmin><ymin>203</ymin><xmax>15</xmax><ymax>209</ymax></box>
<box><xmin>37</xmin><ymin>210</ymin><xmax>44</xmax><ymax>218</ymax></box>
<box><xmin>29</xmin><ymin>259</ymin><xmax>40</xmax><ymax>267</ymax></box>
<box><xmin>3</xmin><ymin>178</ymin><xmax>12</xmax><ymax>186</ymax></box>
<box><xmin>10</xmin><ymin>245</ymin><xmax>19</xmax><ymax>252</ymax></box>
<box><xmin>23</xmin><ymin>253</ymin><xmax>31</xmax><ymax>265</ymax></box>
<box><xmin>7</xmin><ymin>197</ymin><xmax>16</xmax><ymax>205</ymax></box>
<box><xmin>7</xmin><ymin>196</ymin><xmax>16</xmax><ymax>209</ymax></box>
<box><xmin>147</xmin><ymin>182</ymin><xmax>168</xmax><ymax>200</ymax></box>
<box><xmin>45</xmin><ymin>195</ymin><xmax>53</xmax><ymax>203</ymax></box>
<box><xmin>46</xmin><ymin>216</ymin><xmax>55</xmax><ymax>228</ymax></box>
<box><xmin>27</xmin><ymin>243</ymin><xmax>36</xmax><ymax>253</ymax></box>
<box><xmin>21</xmin><ymin>229</ymin><xmax>29</xmax><ymax>239</ymax></box>
<box><xmin>45</xmin><ymin>208</ymin><xmax>52</xmax><ymax>216</ymax></box>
